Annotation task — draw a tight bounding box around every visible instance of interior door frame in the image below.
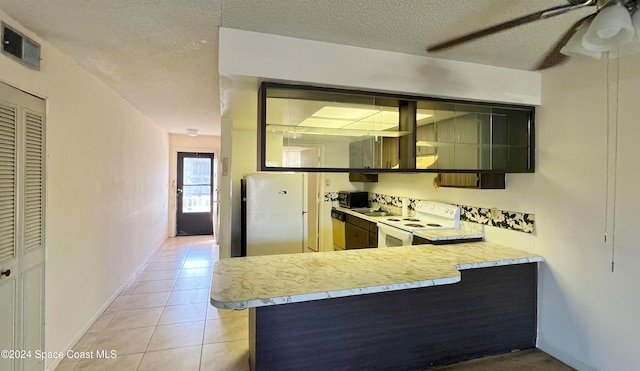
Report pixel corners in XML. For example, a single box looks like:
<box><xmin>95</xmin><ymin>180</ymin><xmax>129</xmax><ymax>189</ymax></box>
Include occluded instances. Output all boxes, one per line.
<box><xmin>176</xmin><ymin>152</ymin><xmax>214</xmax><ymax>236</ymax></box>
<box><xmin>169</xmin><ymin>146</ymin><xmax>219</xmax><ymax>238</ymax></box>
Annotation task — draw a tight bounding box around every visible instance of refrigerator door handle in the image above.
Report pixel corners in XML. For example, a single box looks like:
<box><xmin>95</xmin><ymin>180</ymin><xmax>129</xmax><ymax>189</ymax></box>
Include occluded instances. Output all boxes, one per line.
<box><xmin>279</xmin><ymin>190</ymin><xmax>287</xmax><ymax>194</ymax></box>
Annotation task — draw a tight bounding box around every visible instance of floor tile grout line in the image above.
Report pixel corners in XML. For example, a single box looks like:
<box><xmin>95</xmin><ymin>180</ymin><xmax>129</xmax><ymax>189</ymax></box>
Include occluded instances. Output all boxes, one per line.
<box><xmin>138</xmin><ymin>238</ymin><xmax>197</xmax><ymax>370</ymax></box>
<box><xmin>139</xmin><ymin>242</ymin><xmax>187</xmax><ymax>366</ymax></box>
<box><xmin>132</xmin><ymin>352</ymin><xmax>143</xmax><ymax>371</ymax></box>
<box><xmin>59</xmin><ymin>237</ymin><xmax>217</xmax><ymax>371</ymax></box>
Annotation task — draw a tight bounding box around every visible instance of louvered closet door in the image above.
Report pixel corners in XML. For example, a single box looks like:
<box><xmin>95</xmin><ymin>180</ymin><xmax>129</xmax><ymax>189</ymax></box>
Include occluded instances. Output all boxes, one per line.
<box><xmin>0</xmin><ymin>95</ymin><xmax>18</xmax><ymax>371</ymax></box>
<box><xmin>0</xmin><ymin>82</ymin><xmax>45</xmax><ymax>371</ymax></box>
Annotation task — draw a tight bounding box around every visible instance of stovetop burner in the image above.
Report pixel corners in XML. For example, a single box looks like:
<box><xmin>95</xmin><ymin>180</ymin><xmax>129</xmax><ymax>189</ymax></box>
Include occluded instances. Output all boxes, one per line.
<box><xmin>404</xmin><ymin>223</ymin><xmax>425</xmax><ymax>228</ymax></box>
<box><xmin>378</xmin><ymin>201</ymin><xmax>460</xmax><ymax>232</ymax></box>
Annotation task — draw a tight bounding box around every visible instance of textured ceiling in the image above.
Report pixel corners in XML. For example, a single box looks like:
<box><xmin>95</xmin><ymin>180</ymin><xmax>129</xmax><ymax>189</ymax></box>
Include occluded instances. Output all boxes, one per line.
<box><xmin>0</xmin><ymin>0</ymin><xmax>593</xmax><ymax>135</ymax></box>
<box><xmin>0</xmin><ymin>0</ymin><xmax>222</xmax><ymax>135</ymax></box>
<box><xmin>220</xmin><ymin>0</ymin><xmax>591</xmax><ymax>69</ymax></box>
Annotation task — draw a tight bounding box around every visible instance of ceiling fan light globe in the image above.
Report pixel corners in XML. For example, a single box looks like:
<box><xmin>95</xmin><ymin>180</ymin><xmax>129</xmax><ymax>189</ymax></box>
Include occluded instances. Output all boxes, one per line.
<box><xmin>596</xmin><ymin>27</ymin><xmax>623</xmax><ymax>39</ymax></box>
<box><xmin>582</xmin><ymin>3</ymin><xmax>634</xmax><ymax>51</ymax></box>
<box><xmin>560</xmin><ymin>20</ymin><xmax>602</xmax><ymax>59</ymax></box>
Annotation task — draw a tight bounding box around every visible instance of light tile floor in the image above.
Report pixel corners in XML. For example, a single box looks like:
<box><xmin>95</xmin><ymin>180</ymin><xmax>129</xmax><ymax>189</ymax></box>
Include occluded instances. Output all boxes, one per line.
<box><xmin>55</xmin><ymin>236</ymin><xmax>249</xmax><ymax>371</ymax></box>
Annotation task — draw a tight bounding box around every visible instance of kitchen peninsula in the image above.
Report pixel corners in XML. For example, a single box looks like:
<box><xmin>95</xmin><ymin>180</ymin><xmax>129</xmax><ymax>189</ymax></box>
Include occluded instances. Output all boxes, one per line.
<box><xmin>210</xmin><ymin>242</ymin><xmax>543</xmax><ymax>370</ymax></box>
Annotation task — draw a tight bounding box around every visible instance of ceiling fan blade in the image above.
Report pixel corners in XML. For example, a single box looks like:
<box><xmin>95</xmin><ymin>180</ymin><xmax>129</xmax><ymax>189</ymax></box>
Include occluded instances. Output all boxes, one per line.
<box><xmin>426</xmin><ymin>1</ymin><xmax>595</xmax><ymax>52</ymax></box>
<box><xmin>533</xmin><ymin>13</ymin><xmax>596</xmax><ymax>70</ymax></box>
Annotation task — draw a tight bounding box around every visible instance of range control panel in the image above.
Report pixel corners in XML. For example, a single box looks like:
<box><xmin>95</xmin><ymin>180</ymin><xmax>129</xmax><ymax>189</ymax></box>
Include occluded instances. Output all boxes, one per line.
<box><xmin>414</xmin><ymin>201</ymin><xmax>461</xmax><ymax>220</ymax></box>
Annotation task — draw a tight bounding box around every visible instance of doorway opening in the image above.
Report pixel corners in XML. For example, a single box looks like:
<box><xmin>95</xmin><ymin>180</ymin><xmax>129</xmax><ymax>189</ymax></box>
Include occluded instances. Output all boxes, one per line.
<box><xmin>176</xmin><ymin>152</ymin><xmax>214</xmax><ymax>236</ymax></box>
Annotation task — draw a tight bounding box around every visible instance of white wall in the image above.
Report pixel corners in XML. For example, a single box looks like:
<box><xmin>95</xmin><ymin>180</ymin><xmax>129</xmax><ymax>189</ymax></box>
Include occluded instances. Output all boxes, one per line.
<box><xmin>0</xmin><ymin>9</ymin><xmax>170</xmax><ymax>367</ymax></box>
<box><xmin>229</xmin><ymin>129</ymin><xmax>258</xmax><ymax>256</ymax></box>
<box><xmin>532</xmin><ymin>56</ymin><xmax>640</xmax><ymax>370</ymax></box>
<box><xmin>219</xmin><ymin>28</ymin><xmax>541</xmax><ymax>106</ymax></box>
<box><xmin>218</xmin><ymin>118</ymin><xmax>233</xmax><ymax>259</ymax></box>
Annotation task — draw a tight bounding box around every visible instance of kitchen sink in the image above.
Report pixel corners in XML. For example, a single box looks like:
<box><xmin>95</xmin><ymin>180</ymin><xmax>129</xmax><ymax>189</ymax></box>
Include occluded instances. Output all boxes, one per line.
<box><xmin>351</xmin><ymin>208</ymin><xmax>399</xmax><ymax>217</ymax></box>
<box><xmin>361</xmin><ymin>211</ymin><xmax>396</xmax><ymax>217</ymax></box>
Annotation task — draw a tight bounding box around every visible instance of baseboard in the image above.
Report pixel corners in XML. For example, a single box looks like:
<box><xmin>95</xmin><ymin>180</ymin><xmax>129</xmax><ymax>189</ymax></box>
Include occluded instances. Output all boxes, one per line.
<box><xmin>46</xmin><ymin>237</ymin><xmax>167</xmax><ymax>371</ymax></box>
<box><xmin>536</xmin><ymin>341</ymin><xmax>593</xmax><ymax>371</ymax></box>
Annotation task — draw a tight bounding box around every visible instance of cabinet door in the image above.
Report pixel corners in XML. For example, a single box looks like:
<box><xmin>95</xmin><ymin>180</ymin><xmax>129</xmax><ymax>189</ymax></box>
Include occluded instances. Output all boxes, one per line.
<box><xmin>435</xmin><ymin>114</ymin><xmax>480</xmax><ymax>170</ymax></box>
<box><xmin>416</xmin><ymin>124</ymin><xmax>436</xmax><ymax>156</ymax></box>
<box><xmin>345</xmin><ymin>223</ymin><xmax>369</xmax><ymax>249</ymax></box>
<box><xmin>345</xmin><ymin>214</ymin><xmax>370</xmax><ymax>230</ymax></box>
<box><xmin>369</xmin><ymin>231</ymin><xmax>378</xmax><ymax>248</ymax></box>
<box><xmin>454</xmin><ymin>115</ymin><xmax>479</xmax><ymax>169</ymax></box>
<box><xmin>382</xmin><ymin>137</ymin><xmax>399</xmax><ymax>169</ymax></box>
<box><xmin>435</xmin><ymin>119</ymin><xmax>455</xmax><ymax>169</ymax></box>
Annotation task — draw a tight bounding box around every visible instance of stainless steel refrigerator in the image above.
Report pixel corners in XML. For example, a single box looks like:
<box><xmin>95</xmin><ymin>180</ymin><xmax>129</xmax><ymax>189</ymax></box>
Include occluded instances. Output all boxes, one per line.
<box><xmin>241</xmin><ymin>173</ymin><xmax>307</xmax><ymax>256</ymax></box>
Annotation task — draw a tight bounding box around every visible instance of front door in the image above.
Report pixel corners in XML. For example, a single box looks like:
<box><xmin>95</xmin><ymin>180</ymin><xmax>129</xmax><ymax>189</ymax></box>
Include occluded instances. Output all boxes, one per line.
<box><xmin>176</xmin><ymin>152</ymin><xmax>214</xmax><ymax>236</ymax></box>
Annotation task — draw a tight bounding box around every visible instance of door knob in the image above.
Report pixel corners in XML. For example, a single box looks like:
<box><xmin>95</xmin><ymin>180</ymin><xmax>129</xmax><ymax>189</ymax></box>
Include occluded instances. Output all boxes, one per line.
<box><xmin>0</xmin><ymin>269</ymin><xmax>10</xmax><ymax>278</ymax></box>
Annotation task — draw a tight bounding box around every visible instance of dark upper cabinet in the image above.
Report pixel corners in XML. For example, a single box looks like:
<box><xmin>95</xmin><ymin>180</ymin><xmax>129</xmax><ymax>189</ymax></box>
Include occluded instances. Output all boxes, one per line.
<box><xmin>258</xmin><ymin>82</ymin><xmax>534</xmax><ymax>174</ymax></box>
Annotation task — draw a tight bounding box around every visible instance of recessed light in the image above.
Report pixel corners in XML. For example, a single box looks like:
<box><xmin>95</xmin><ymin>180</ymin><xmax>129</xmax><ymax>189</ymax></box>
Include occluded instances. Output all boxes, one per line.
<box><xmin>298</xmin><ymin>117</ymin><xmax>351</xmax><ymax>128</ymax></box>
<box><xmin>312</xmin><ymin>106</ymin><xmax>378</xmax><ymax>120</ymax></box>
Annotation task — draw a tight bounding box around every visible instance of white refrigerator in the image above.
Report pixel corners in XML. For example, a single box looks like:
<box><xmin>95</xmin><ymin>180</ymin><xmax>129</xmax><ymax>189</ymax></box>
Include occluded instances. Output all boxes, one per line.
<box><xmin>242</xmin><ymin>173</ymin><xmax>307</xmax><ymax>256</ymax></box>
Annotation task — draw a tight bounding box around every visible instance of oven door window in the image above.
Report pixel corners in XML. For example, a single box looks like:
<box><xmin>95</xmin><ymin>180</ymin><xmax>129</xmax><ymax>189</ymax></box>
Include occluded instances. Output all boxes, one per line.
<box><xmin>384</xmin><ymin>234</ymin><xmax>406</xmax><ymax>247</ymax></box>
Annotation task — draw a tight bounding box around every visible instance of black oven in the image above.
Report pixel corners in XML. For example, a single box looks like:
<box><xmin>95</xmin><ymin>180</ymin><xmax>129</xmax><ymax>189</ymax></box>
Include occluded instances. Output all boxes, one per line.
<box><xmin>337</xmin><ymin>191</ymin><xmax>369</xmax><ymax>209</ymax></box>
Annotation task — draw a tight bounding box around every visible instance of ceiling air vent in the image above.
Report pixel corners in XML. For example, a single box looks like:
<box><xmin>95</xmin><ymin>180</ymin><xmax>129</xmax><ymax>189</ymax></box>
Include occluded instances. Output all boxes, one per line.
<box><xmin>2</xmin><ymin>22</ymin><xmax>40</xmax><ymax>70</ymax></box>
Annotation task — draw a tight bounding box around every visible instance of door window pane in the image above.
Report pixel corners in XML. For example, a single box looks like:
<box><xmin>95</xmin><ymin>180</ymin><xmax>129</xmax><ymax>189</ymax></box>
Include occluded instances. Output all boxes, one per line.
<box><xmin>183</xmin><ymin>158</ymin><xmax>211</xmax><ymax>185</ymax></box>
<box><xmin>182</xmin><ymin>186</ymin><xmax>211</xmax><ymax>213</ymax></box>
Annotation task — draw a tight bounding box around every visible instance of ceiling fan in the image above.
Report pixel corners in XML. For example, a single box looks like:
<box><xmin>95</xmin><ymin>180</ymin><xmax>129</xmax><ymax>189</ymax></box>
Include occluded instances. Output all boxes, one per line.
<box><xmin>427</xmin><ymin>0</ymin><xmax>640</xmax><ymax>70</ymax></box>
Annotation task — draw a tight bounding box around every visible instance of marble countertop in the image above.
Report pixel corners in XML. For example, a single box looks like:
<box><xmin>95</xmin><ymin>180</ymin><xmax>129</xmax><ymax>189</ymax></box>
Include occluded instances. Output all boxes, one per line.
<box><xmin>210</xmin><ymin>242</ymin><xmax>543</xmax><ymax>310</ymax></box>
<box><xmin>413</xmin><ymin>227</ymin><xmax>483</xmax><ymax>241</ymax></box>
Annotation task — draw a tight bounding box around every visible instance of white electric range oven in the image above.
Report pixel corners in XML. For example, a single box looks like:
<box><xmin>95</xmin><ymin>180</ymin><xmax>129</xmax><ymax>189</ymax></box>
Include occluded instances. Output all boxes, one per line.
<box><xmin>377</xmin><ymin>201</ymin><xmax>460</xmax><ymax>248</ymax></box>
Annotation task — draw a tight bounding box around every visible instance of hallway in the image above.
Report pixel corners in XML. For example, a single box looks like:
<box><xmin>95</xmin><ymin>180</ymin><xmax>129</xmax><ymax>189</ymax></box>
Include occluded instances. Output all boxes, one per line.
<box><xmin>54</xmin><ymin>236</ymin><xmax>249</xmax><ymax>371</ymax></box>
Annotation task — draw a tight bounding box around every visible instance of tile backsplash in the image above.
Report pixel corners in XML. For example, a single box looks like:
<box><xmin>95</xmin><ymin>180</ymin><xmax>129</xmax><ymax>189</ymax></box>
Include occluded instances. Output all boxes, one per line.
<box><xmin>459</xmin><ymin>205</ymin><xmax>534</xmax><ymax>234</ymax></box>
<box><xmin>325</xmin><ymin>192</ymin><xmax>535</xmax><ymax>234</ymax></box>
<box><xmin>324</xmin><ymin>192</ymin><xmax>339</xmax><ymax>202</ymax></box>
